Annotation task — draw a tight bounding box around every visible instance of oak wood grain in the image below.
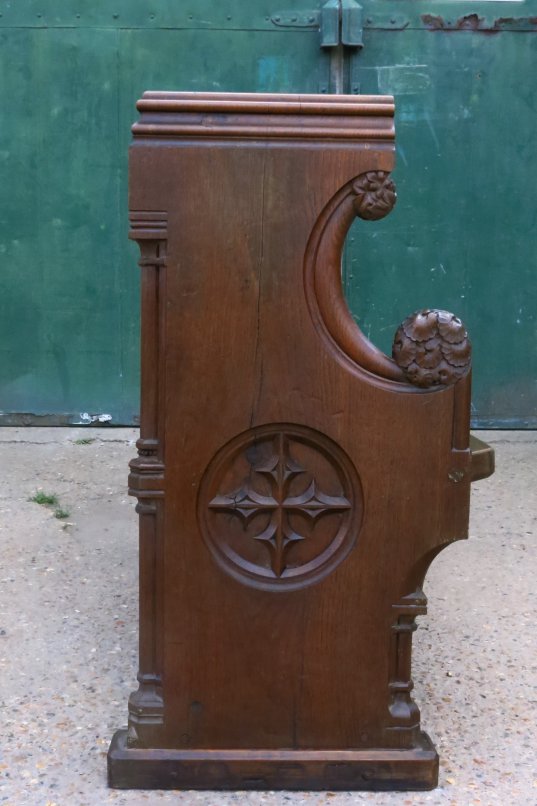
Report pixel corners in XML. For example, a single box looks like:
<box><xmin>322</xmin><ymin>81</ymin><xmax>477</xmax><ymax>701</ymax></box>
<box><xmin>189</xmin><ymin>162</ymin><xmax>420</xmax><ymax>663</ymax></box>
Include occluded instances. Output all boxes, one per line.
<box><xmin>108</xmin><ymin>92</ymin><xmax>494</xmax><ymax>791</ymax></box>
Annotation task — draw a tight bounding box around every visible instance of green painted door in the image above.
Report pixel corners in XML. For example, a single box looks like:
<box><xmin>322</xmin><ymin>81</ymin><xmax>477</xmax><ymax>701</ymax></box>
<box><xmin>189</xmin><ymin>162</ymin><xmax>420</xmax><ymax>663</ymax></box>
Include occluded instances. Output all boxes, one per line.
<box><xmin>0</xmin><ymin>1</ymin><xmax>331</xmax><ymax>425</ymax></box>
<box><xmin>0</xmin><ymin>0</ymin><xmax>535</xmax><ymax>426</ymax></box>
<box><xmin>343</xmin><ymin>1</ymin><xmax>537</xmax><ymax>427</ymax></box>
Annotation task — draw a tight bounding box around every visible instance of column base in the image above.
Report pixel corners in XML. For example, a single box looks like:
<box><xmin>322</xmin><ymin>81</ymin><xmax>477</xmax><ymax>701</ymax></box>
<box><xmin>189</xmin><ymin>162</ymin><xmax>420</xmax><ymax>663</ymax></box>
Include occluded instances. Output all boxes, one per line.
<box><xmin>107</xmin><ymin>729</ymin><xmax>438</xmax><ymax>791</ymax></box>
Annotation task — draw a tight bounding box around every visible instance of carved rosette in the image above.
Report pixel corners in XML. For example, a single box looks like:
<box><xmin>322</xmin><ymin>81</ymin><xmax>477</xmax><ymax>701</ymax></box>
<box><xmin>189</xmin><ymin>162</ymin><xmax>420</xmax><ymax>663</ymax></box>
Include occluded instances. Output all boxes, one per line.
<box><xmin>352</xmin><ymin>171</ymin><xmax>396</xmax><ymax>221</ymax></box>
<box><xmin>392</xmin><ymin>309</ymin><xmax>471</xmax><ymax>389</ymax></box>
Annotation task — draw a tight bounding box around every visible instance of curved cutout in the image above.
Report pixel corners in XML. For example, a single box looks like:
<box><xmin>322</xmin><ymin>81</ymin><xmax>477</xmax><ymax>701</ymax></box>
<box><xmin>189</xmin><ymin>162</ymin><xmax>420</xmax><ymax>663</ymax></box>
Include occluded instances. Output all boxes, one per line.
<box><xmin>304</xmin><ymin>177</ymin><xmax>407</xmax><ymax>384</ymax></box>
<box><xmin>401</xmin><ymin>537</ymin><xmax>467</xmax><ymax>598</ymax></box>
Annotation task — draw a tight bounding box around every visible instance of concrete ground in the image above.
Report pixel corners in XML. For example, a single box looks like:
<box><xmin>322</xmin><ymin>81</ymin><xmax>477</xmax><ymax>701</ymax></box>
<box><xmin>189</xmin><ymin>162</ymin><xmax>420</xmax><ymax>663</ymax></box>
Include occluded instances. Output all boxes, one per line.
<box><xmin>0</xmin><ymin>428</ymin><xmax>535</xmax><ymax>806</ymax></box>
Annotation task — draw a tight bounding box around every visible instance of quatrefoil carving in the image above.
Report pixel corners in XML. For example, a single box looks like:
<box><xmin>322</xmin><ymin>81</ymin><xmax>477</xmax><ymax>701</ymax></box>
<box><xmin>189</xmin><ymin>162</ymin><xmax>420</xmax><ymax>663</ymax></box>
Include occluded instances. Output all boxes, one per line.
<box><xmin>199</xmin><ymin>424</ymin><xmax>363</xmax><ymax>591</ymax></box>
<box><xmin>209</xmin><ymin>433</ymin><xmax>351</xmax><ymax>577</ymax></box>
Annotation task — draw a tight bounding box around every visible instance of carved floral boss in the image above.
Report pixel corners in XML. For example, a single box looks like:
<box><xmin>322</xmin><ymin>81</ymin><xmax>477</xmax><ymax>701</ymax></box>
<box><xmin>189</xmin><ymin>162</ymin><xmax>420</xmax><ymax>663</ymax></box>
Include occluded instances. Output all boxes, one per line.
<box><xmin>201</xmin><ymin>426</ymin><xmax>360</xmax><ymax>589</ymax></box>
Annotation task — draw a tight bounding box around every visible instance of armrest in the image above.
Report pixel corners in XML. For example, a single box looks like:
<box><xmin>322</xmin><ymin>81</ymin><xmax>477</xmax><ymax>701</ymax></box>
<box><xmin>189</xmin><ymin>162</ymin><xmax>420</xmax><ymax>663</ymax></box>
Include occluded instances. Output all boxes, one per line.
<box><xmin>470</xmin><ymin>434</ymin><xmax>495</xmax><ymax>482</ymax></box>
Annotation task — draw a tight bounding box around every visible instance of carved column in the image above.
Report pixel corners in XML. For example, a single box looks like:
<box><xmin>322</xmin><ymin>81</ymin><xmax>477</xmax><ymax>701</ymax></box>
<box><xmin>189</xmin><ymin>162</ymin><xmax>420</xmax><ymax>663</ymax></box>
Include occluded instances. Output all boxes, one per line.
<box><xmin>126</xmin><ymin>212</ymin><xmax>167</xmax><ymax>748</ymax></box>
<box><xmin>385</xmin><ymin>591</ymin><xmax>428</xmax><ymax>748</ymax></box>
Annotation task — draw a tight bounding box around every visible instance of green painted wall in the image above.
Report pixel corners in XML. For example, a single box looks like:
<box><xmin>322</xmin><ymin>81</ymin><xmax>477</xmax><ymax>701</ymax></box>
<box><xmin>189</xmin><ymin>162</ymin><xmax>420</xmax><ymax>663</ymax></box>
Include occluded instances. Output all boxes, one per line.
<box><xmin>0</xmin><ymin>1</ymin><xmax>535</xmax><ymax>426</ymax></box>
<box><xmin>345</xmin><ymin>5</ymin><xmax>537</xmax><ymax>428</ymax></box>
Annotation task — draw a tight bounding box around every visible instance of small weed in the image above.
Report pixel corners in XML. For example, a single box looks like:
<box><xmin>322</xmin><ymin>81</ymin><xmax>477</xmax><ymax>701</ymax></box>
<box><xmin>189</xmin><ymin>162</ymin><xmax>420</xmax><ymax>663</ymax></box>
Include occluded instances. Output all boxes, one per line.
<box><xmin>29</xmin><ymin>491</ymin><xmax>58</xmax><ymax>506</ymax></box>
<box><xmin>74</xmin><ymin>437</ymin><xmax>95</xmax><ymax>445</ymax></box>
<box><xmin>30</xmin><ymin>490</ymin><xmax>71</xmax><ymax>524</ymax></box>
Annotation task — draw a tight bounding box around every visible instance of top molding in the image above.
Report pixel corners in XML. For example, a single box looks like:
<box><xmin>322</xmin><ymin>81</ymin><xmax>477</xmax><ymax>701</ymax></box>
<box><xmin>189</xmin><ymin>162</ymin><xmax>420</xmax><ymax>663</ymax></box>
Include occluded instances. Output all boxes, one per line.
<box><xmin>132</xmin><ymin>92</ymin><xmax>395</xmax><ymax>142</ymax></box>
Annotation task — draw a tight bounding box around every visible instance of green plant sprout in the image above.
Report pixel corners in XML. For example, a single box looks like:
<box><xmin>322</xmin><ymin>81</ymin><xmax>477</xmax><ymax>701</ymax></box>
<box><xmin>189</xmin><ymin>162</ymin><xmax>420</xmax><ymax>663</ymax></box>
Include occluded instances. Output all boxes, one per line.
<box><xmin>29</xmin><ymin>491</ymin><xmax>58</xmax><ymax>506</ymax></box>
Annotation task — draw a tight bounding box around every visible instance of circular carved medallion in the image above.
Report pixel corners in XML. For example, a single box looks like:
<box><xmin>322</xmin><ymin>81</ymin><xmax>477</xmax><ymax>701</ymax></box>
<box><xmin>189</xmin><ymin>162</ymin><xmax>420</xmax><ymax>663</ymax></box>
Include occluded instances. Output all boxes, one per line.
<box><xmin>198</xmin><ymin>424</ymin><xmax>362</xmax><ymax>591</ymax></box>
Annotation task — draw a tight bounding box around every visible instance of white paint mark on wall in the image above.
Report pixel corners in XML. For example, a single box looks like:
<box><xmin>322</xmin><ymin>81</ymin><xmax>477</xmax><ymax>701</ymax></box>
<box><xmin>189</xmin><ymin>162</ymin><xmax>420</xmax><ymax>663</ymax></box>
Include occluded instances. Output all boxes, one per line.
<box><xmin>77</xmin><ymin>412</ymin><xmax>113</xmax><ymax>424</ymax></box>
<box><xmin>397</xmin><ymin>144</ymin><xmax>408</xmax><ymax>167</ymax></box>
<box><xmin>425</xmin><ymin>112</ymin><xmax>440</xmax><ymax>151</ymax></box>
<box><xmin>377</xmin><ymin>65</ymin><xmax>431</xmax><ymax>95</ymax></box>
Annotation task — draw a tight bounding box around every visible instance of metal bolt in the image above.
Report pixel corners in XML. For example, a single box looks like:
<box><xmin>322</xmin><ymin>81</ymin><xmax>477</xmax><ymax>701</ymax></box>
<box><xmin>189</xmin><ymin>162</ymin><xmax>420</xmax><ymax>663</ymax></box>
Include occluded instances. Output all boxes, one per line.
<box><xmin>448</xmin><ymin>469</ymin><xmax>465</xmax><ymax>483</ymax></box>
<box><xmin>274</xmin><ymin>15</ymin><xmax>280</xmax><ymax>22</ymax></box>
<box><xmin>366</xmin><ymin>17</ymin><xmax>372</xmax><ymax>24</ymax></box>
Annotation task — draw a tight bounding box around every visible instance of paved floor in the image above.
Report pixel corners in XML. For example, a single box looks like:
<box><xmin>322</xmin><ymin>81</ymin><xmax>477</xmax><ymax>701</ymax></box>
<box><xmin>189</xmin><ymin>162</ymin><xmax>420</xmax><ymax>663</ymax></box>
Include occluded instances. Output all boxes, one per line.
<box><xmin>0</xmin><ymin>428</ymin><xmax>535</xmax><ymax>806</ymax></box>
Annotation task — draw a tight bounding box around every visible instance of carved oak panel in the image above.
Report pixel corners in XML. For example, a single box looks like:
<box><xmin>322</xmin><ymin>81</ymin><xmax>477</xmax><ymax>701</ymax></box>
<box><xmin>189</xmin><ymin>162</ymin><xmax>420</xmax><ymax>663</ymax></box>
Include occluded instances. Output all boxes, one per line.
<box><xmin>108</xmin><ymin>92</ymin><xmax>494</xmax><ymax>792</ymax></box>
